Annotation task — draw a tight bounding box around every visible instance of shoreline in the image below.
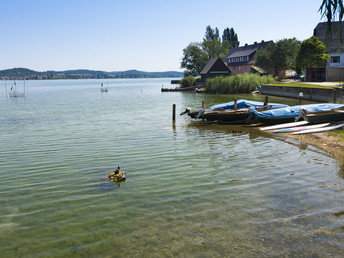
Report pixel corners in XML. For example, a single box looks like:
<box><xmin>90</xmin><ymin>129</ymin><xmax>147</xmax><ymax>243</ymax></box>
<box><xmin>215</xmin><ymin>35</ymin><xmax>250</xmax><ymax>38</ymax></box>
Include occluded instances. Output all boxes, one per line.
<box><xmin>266</xmin><ymin>127</ymin><xmax>344</xmax><ymax>167</ymax></box>
<box><xmin>288</xmin><ymin>130</ymin><xmax>344</xmax><ymax>164</ymax></box>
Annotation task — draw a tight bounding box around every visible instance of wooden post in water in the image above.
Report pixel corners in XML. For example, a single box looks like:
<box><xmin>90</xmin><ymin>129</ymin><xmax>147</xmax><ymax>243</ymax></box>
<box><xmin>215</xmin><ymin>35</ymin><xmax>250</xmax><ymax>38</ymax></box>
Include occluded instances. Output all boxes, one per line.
<box><xmin>202</xmin><ymin>101</ymin><xmax>205</xmax><ymax>109</ymax></box>
<box><xmin>172</xmin><ymin>104</ymin><xmax>176</xmax><ymax>122</ymax></box>
<box><xmin>234</xmin><ymin>98</ymin><xmax>237</xmax><ymax>110</ymax></box>
<box><xmin>264</xmin><ymin>96</ymin><xmax>268</xmax><ymax>106</ymax></box>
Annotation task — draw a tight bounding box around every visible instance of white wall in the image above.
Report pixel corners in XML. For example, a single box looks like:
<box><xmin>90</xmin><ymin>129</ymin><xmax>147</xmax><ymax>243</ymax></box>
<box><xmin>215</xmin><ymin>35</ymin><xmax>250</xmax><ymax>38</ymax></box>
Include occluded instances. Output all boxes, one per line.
<box><xmin>328</xmin><ymin>53</ymin><xmax>344</xmax><ymax>67</ymax></box>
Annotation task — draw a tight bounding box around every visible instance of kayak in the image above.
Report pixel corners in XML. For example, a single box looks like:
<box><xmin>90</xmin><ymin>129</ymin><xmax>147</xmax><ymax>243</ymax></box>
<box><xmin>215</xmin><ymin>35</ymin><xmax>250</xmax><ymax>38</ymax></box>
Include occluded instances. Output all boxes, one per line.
<box><xmin>291</xmin><ymin>124</ymin><xmax>344</xmax><ymax>135</ymax></box>
<box><xmin>260</xmin><ymin>121</ymin><xmax>308</xmax><ymax>131</ymax></box>
<box><xmin>272</xmin><ymin>123</ymin><xmax>330</xmax><ymax>133</ymax></box>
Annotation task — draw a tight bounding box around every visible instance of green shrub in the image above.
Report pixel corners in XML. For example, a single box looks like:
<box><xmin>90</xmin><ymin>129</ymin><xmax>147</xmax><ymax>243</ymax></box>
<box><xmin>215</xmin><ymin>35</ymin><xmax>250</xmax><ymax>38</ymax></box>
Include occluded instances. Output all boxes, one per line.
<box><xmin>205</xmin><ymin>73</ymin><xmax>275</xmax><ymax>94</ymax></box>
<box><xmin>180</xmin><ymin>76</ymin><xmax>196</xmax><ymax>88</ymax></box>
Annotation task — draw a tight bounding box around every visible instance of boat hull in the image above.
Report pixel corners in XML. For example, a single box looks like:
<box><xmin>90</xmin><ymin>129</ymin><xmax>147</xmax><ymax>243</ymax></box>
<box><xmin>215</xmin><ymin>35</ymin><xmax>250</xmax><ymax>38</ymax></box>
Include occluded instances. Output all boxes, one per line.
<box><xmin>202</xmin><ymin>110</ymin><xmax>250</xmax><ymax>122</ymax></box>
<box><xmin>305</xmin><ymin>110</ymin><xmax>344</xmax><ymax>124</ymax></box>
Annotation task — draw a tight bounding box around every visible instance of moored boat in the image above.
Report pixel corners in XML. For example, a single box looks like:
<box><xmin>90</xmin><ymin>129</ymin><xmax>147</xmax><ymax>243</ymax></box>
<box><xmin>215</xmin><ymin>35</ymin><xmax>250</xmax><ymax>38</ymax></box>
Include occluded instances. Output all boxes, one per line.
<box><xmin>305</xmin><ymin>109</ymin><xmax>344</xmax><ymax>124</ymax></box>
<box><xmin>272</xmin><ymin>123</ymin><xmax>330</xmax><ymax>133</ymax></box>
<box><xmin>260</xmin><ymin>121</ymin><xmax>309</xmax><ymax>131</ymax></box>
<box><xmin>291</xmin><ymin>123</ymin><xmax>344</xmax><ymax>135</ymax></box>
<box><xmin>250</xmin><ymin>103</ymin><xmax>344</xmax><ymax>124</ymax></box>
<box><xmin>181</xmin><ymin>99</ymin><xmax>289</xmax><ymax>122</ymax></box>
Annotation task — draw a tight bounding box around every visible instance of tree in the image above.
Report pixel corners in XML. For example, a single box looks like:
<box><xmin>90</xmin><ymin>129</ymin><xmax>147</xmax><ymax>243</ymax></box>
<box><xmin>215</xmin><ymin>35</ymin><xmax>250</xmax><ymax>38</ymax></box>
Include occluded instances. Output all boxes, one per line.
<box><xmin>319</xmin><ymin>0</ymin><xmax>344</xmax><ymax>44</ymax></box>
<box><xmin>204</xmin><ymin>25</ymin><xmax>220</xmax><ymax>41</ymax></box>
<box><xmin>202</xmin><ymin>26</ymin><xmax>232</xmax><ymax>60</ymax></box>
<box><xmin>296</xmin><ymin>36</ymin><xmax>330</xmax><ymax>70</ymax></box>
<box><xmin>181</xmin><ymin>25</ymin><xmax>239</xmax><ymax>76</ymax></box>
<box><xmin>222</xmin><ymin>27</ymin><xmax>239</xmax><ymax>48</ymax></box>
<box><xmin>255</xmin><ymin>38</ymin><xmax>301</xmax><ymax>77</ymax></box>
<box><xmin>180</xmin><ymin>42</ymin><xmax>208</xmax><ymax>76</ymax></box>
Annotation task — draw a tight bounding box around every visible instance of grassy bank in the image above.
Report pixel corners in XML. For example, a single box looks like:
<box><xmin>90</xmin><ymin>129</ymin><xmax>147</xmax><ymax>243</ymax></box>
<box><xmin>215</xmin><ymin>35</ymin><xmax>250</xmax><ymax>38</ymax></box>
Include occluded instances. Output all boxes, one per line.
<box><xmin>206</xmin><ymin>73</ymin><xmax>275</xmax><ymax>94</ymax></box>
<box><xmin>267</xmin><ymin>82</ymin><xmax>340</xmax><ymax>89</ymax></box>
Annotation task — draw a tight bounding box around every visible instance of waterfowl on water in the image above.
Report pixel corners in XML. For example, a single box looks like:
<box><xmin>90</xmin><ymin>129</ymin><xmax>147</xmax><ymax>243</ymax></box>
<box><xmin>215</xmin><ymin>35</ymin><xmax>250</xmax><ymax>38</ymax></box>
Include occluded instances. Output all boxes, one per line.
<box><xmin>108</xmin><ymin>166</ymin><xmax>126</xmax><ymax>181</ymax></box>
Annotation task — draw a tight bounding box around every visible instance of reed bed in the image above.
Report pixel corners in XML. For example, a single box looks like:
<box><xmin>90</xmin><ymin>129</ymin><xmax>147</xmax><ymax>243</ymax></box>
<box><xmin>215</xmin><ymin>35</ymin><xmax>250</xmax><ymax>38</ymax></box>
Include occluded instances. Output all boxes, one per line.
<box><xmin>205</xmin><ymin>73</ymin><xmax>275</xmax><ymax>94</ymax></box>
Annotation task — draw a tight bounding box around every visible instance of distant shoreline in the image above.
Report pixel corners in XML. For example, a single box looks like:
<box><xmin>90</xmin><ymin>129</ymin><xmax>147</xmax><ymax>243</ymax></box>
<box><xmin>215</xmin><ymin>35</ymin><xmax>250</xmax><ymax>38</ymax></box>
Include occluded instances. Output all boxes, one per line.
<box><xmin>0</xmin><ymin>67</ymin><xmax>183</xmax><ymax>80</ymax></box>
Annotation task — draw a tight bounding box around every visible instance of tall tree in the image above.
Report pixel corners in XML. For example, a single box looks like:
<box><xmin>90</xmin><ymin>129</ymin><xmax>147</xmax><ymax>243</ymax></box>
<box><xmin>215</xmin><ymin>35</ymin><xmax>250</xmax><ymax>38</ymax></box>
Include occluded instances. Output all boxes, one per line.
<box><xmin>222</xmin><ymin>27</ymin><xmax>239</xmax><ymax>48</ymax></box>
<box><xmin>296</xmin><ymin>36</ymin><xmax>329</xmax><ymax>70</ymax></box>
<box><xmin>181</xmin><ymin>25</ymin><xmax>239</xmax><ymax>76</ymax></box>
<box><xmin>204</xmin><ymin>25</ymin><xmax>220</xmax><ymax>41</ymax></box>
<box><xmin>180</xmin><ymin>42</ymin><xmax>208</xmax><ymax>76</ymax></box>
<box><xmin>202</xmin><ymin>26</ymin><xmax>231</xmax><ymax>60</ymax></box>
<box><xmin>255</xmin><ymin>38</ymin><xmax>301</xmax><ymax>77</ymax></box>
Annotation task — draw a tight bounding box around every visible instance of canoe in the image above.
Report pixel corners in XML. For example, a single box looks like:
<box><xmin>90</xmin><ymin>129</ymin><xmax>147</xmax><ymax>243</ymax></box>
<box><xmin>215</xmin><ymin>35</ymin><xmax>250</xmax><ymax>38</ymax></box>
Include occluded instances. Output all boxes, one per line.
<box><xmin>251</xmin><ymin>103</ymin><xmax>344</xmax><ymax>124</ymax></box>
<box><xmin>291</xmin><ymin>124</ymin><xmax>344</xmax><ymax>135</ymax></box>
<box><xmin>272</xmin><ymin>123</ymin><xmax>330</xmax><ymax>133</ymax></box>
<box><xmin>260</xmin><ymin>121</ymin><xmax>308</xmax><ymax>131</ymax></box>
<box><xmin>305</xmin><ymin>109</ymin><xmax>344</xmax><ymax>124</ymax></box>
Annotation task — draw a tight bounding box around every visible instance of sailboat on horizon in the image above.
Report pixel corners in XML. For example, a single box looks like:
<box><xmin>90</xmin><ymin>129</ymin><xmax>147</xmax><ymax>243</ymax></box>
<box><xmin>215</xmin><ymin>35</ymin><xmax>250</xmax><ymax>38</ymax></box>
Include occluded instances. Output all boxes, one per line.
<box><xmin>6</xmin><ymin>80</ymin><xmax>25</xmax><ymax>98</ymax></box>
<box><xmin>100</xmin><ymin>82</ymin><xmax>108</xmax><ymax>92</ymax></box>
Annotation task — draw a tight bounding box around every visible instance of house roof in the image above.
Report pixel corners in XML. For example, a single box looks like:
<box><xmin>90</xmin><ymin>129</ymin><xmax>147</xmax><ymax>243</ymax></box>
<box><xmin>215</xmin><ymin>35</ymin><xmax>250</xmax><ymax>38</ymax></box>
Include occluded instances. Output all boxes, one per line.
<box><xmin>200</xmin><ymin>57</ymin><xmax>231</xmax><ymax>75</ymax></box>
<box><xmin>314</xmin><ymin>22</ymin><xmax>344</xmax><ymax>52</ymax></box>
<box><xmin>225</xmin><ymin>40</ymin><xmax>273</xmax><ymax>60</ymax></box>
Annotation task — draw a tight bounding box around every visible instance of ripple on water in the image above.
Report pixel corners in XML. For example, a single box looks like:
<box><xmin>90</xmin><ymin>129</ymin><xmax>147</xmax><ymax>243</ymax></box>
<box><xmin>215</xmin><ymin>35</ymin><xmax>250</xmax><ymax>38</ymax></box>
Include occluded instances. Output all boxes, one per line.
<box><xmin>1</xmin><ymin>80</ymin><xmax>344</xmax><ymax>257</ymax></box>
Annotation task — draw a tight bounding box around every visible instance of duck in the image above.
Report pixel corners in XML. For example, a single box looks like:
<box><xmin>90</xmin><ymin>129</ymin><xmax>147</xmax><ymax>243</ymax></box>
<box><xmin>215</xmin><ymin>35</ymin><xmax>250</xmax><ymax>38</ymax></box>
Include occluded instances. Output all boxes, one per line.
<box><xmin>107</xmin><ymin>166</ymin><xmax>126</xmax><ymax>182</ymax></box>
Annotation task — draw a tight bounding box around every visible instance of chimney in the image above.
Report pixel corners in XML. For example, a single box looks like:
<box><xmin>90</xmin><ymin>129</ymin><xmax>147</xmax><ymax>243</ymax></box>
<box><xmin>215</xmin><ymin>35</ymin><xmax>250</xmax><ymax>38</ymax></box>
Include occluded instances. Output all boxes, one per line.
<box><xmin>261</xmin><ymin>40</ymin><xmax>264</xmax><ymax>43</ymax></box>
<box><xmin>254</xmin><ymin>41</ymin><xmax>257</xmax><ymax>44</ymax></box>
<box><xmin>245</xmin><ymin>43</ymin><xmax>248</xmax><ymax>46</ymax></box>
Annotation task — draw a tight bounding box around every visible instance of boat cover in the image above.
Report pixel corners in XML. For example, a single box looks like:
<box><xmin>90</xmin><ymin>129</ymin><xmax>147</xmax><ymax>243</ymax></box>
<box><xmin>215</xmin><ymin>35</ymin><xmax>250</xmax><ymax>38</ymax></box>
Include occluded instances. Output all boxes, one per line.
<box><xmin>251</xmin><ymin>103</ymin><xmax>344</xmax><ymax>119</ymax></box>
<box><xmin>209</xmin><ymin>99</ymin><xmax>288</xmax><ymax>111</ymax></box>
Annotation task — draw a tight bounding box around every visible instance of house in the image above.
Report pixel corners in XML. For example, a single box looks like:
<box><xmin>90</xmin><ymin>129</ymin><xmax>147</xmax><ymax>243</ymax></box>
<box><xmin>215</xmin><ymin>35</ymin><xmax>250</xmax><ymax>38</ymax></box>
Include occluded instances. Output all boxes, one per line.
<box><xmin>313</xmin><ymin>22</ymin><xmax>344</xmax><ymax>81</ymax></box>
<box><xmin>200</xmin><ymin>57</ymin><xmax>231</xmax><ymax>82</ymax></box>
<box><xmin>224</xmin><ymin>40</ymin><xmax>273</xmax><ymax>75</ymax></box>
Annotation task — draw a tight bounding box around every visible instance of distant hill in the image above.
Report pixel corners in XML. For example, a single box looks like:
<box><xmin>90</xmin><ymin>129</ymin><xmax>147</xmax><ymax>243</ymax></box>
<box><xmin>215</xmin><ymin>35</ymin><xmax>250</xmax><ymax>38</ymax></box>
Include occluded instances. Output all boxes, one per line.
<box><xmin>0</xmin><ymin>68</ymin><xmax>183</xmax><ymax>79</ymax></box>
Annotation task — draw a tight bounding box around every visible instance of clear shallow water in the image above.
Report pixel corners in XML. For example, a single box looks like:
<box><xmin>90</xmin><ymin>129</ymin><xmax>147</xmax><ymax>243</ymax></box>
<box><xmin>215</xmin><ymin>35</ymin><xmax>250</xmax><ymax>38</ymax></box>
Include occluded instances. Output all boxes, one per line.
<box><xmin>1</xmin><ymin>79</ymin><xmax>344</xmax><ymax>257</ymax></box>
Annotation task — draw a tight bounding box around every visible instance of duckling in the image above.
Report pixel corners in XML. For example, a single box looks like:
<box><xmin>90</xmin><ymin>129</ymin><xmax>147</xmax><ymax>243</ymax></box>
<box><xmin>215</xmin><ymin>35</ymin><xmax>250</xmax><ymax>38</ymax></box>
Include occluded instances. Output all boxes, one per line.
<box><xmin>108</xmin><ymin>166</ymin><xmax>126</xmax><ymax>181</ymax></box>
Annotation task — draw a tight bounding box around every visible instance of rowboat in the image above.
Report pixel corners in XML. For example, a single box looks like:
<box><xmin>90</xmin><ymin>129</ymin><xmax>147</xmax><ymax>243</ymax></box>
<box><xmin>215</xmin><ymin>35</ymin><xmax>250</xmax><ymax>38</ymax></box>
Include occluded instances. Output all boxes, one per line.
<box><xmin>250</xmin><ymin>103</ymin><xmax>344</xmax><ymax>124</ymax></box>
<box><xmin>291</xmin><ymin>124</ymin><xmax>344</xmax><ymax>135</ymax></box>
<box><xmin>181</xmin><ymin>99</ymin><xmax>288</xmax><ymax>122</ymax></box>
<box><xmin>201</xmin><ymin>106</ymin><xmax>283</xmax><ymax>123</ymax></box>
<box><xmin>305</xmin><ymin>109</ymin><xmax>344</xmax><ymax>124</ymax></box>
<box><xmin>272</xmin><ymin>123</ymin><xmax>330</xmax><ymax>133</ymax></box>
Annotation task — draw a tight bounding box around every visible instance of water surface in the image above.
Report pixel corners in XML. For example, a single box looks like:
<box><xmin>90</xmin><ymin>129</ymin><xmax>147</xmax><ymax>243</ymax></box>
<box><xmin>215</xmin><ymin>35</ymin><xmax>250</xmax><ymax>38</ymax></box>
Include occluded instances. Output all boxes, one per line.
<box><xmin>1</xmin><ymin>79</ymin><xmax>344</xmax><ymax>257</ymax></box>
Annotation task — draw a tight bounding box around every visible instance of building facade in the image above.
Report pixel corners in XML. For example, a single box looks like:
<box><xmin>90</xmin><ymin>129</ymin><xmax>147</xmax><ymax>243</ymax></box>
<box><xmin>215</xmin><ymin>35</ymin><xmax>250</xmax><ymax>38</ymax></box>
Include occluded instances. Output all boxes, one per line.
<box><xmin>199</xmin><ymin>57</ymin><xmax>231</xmax><ymax>82</ymax></box>
<box><xmin>314</xmin><ymin>22</ymin><xmax>344</xmax><ymax>81</ymax></box>
<box><xmin>224</xmin><ymin>40</ymin><xmax>273</xmax><ymax>75</ymax></box>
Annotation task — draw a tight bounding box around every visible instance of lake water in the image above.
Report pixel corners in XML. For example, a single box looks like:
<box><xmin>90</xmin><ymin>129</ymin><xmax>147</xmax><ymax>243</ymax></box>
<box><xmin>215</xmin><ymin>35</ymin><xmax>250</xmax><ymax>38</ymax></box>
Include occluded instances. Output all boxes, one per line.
<box><xmin>1</xmin><ymin>79</ymin><xmax>344</xmax><ymax>257</ymax></box>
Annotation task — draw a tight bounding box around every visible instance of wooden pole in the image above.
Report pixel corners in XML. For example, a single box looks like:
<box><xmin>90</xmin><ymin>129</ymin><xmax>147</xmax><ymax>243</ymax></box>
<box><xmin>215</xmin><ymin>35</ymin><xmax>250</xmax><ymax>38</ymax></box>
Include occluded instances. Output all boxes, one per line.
<box><xmin>298</xmin><ymin>92</ymin><xmax>303</xmax><ymax>105</ymax></box>
<box><xmin>333</xmin><ymin>88</ymin><xmax>337</xmax><ymax>103</ymax></box>
<box><xmin>202</xmin><ymin>101</ymin><xmax>205</xmax><ymax>109</ymax></box>
<box><xmin>234</xmin><ymin>98</ymin><xmax>237</xmax><ymax>110</ymax></box>
<box><xmin>172</xmin><ymin>104</ymin><xmax>176</xmax><ymax>122</ymax></box>
<box><xmin>264</xmin><ymin>96</ymin><xmax>268</xmax><ymax>106</ymax></box>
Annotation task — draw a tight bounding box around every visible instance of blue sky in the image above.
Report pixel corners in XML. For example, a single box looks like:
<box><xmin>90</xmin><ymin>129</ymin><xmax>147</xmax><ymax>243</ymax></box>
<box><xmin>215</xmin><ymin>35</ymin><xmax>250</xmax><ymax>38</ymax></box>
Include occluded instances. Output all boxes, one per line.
<box><xmin>1</xmin><ymin>0</ymin><xmax>325</xmax><ymax>72</ymax></box>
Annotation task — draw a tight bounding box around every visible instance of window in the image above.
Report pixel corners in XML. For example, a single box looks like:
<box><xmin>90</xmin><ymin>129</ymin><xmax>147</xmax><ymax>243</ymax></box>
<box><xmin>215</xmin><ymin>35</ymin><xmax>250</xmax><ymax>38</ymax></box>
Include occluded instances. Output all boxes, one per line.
<box><xmin>238</xmin><ymin>66</ymin><xmax>241</xmax><ymax>71</ymax></box>
<box><xmin>331</xmin><ymin>56</ymin><xmax>340</xmax><ymax>63</ymax></box>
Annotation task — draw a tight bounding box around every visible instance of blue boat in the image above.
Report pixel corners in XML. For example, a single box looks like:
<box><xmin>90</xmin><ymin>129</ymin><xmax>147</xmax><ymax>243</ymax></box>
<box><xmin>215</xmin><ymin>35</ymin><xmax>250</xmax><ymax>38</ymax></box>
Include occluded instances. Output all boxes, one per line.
<box><xmin>183</xmin><ymin>99</ymin><xmax>289</xmax><ymax>122</ymax></box>
<box><xmin>209</xmin><ymin>99</ymin><xmax>288</xmax><ymax>111</ymax></box>
<box><xmin>250</xmin><ymin>103</ymin><xmax>344</xmax><ymax>124</ymax></box>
